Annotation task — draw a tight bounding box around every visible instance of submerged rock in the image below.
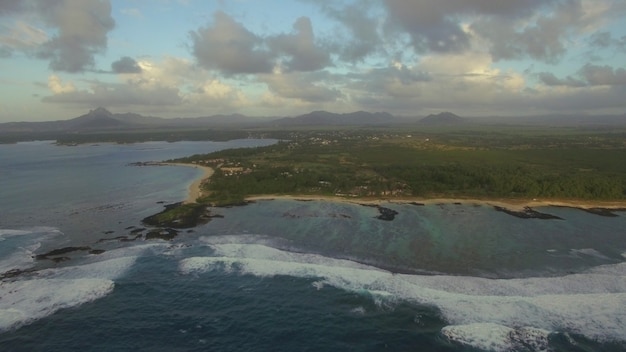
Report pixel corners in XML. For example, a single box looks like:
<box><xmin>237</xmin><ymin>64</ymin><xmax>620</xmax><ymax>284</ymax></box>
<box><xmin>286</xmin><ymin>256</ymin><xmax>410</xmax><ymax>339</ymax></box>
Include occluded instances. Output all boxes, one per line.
<box><xmin>376</xmin><ymin>206</ymin><xmax>399</xmax><ymax>221</ymax></box>
<box><xmin>142</xmin><ymin>202</ymin><xmax>215</xmax><ymax>228</ymax></box>
<box><xmin>494</xmin><ymin>206</ymin><xmax>562</xmax><ymax>220</ymax></box>
<box><xmin>35</xmin><ymin>246</ymin><xmax>92</xmax><ymax>260</ymax></box>
<box><xmin>359</xmin><ymin>203</ymin><xmax>399</xmax><ymax>221</ymax></box>
<box><xmin>580</xmin><ymin>207</ymin><xmax>626</xmax><ymax>217</ymax></box>
<box><xmin>145</xmin><ymin>228</ymin><xmax>179</xmax><ymax>241</ymax></box>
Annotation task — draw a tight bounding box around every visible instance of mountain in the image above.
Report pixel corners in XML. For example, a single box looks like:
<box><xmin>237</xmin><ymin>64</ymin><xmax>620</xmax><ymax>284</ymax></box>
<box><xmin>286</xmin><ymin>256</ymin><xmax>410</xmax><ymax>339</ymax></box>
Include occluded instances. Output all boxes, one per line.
<box><xmin>0</xmin><ymin>108</ymin><xmax>263</xmax><ymax>133</ymax></box>
<box><xmin>3</xmin><ymin>108</ymin><xmax>625</xmax><ymax>135</ymax></box>
<box><xmin>419</xmin><ymin>112</ymin><xmax>466</xmax><ymax>125</ymax></box>
<box><xmin>65</xmin><ymin>107</ymin><xmax>129</xmax><ymax>130</ymax></box>
<box><xmin>272</xmin><ymin>111</ymin><xmax>397</xmax><ymax>126</ymax></box>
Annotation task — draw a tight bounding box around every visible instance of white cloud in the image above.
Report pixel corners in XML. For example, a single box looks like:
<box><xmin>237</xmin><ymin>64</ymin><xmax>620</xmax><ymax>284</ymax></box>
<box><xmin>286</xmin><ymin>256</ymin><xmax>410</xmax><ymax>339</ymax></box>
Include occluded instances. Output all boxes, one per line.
<box><xmin>0</xmin><ymin>20</ymin><xmax>48</xmax><ymax>50</ymax></box>
<box><xmin>47</xmin><ymin>75</ymin><xmax>76</xmax><ymax>94</ymax></box>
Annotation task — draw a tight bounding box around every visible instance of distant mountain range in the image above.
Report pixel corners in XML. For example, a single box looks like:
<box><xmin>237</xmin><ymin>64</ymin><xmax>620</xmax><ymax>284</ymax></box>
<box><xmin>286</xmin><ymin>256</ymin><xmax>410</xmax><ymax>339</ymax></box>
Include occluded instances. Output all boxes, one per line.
<box><xmin>1</xmin><ymin>108</ymin><xmax>625</xmax><ymax>134</ymax></box>
<box><xmin>0</xmin><ymin>107</ymin><xmax>269</xmax><ymax>133</ymax></box>
<box><xmin>419</xmin><ymin>112</ymin><xmax>467</xmax><ymax>125</ymax></box>
<box><xmin>270</xmin><ymin>110</ymin><xmax>398</xmax><ymax>126</ymax></box>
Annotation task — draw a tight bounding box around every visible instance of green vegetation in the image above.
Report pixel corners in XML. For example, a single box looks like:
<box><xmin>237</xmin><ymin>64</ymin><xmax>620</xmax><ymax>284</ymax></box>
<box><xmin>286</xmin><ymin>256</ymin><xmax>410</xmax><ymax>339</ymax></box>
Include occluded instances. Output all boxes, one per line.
<box><xmin>170</xmin><ymin>127</ymin><xmax>626</xmax><ymax>205</ymax></box>
<box><xmin>142</xmin><ymin>203</ymin><xmax>211</xmax><ymax>228</ymax></box>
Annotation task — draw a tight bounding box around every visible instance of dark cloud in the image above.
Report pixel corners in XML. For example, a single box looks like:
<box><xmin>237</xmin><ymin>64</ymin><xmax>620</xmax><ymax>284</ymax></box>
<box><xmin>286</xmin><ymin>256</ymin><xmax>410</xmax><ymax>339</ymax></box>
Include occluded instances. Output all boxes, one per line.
<box><xmin>383</xmin><ymin>0</ymin><xmax>471</xmax><ymax>53</ymax></box>
<box><xmin>590</xmin><ymin>32</ymin><xmax>626</xmax><ymax>52</ymax></box>
<box><xmin>111</xmin><ymin>56</ymin><xmax>142</xmax><ymax>74</ymax></box>
<box><xmin>33</xmin><ymin>0</ymin><xmax>115</xmax><ymax>72</ymax></box>
<box><xmin>190</xmin><ymin>12</ymin><xmax>333</xmax><ymax>74</ymax></box>
<box><xmin>268</xmin><ymin>17</ymin><xmax>330</xmax><ymax>72</ymax></box>
<box><xmin>307</xmin><ymin>0</ymin><xmax>382</xmax><ymax>62</ymax></box>
<box><xmin>189</xmin><ymin>11</ymin><xmax>274</xmax><ymax>75</ymax></box>
<box><xmin>539</xmin><ymin>64</ymin><xmax>626</xmax><ymax>88</ymax></box>
<box><xmin>0</xmin><ymin>1</ymin><xmax>115</xmax><ymax>72</ymax></box>
<box><xmin>537</xmin><ymin>72</ymin><xmax>586</xmax><ymax>87</ymax></box>
<box><xmin>381</xmin><ymin>0</ymin><xmax>557</xmax><ymax>54</ymax></box>
<box><xmin>590</xmin><ymin>32</ymin><xmax>613</xmax><ymax>48</ymax></box>
<box><xmin>381</xmin><ymin>0</ymin><xmax>601</xmax><ymax>63</ymax></box>
<box><xmin>1</xmin><ymin>0</ymin><xmax>115</xmax><ymax>72</ymax></box>
<box><xmin>0</xmin><ymin>1</ymin><xmax>25</xmax><ymax>15</ymax></box>
<box><xmin>579</xmin><ymin>64</ymin><xmax>626</xmax><ymax>86</ymax></box>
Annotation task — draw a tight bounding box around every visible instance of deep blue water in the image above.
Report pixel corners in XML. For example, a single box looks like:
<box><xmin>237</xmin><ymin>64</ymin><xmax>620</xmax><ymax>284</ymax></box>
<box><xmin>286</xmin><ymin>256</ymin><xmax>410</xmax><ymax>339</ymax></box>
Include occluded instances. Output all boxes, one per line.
<box><xmin>1</xmin><ymin>141</ymin><xmax>626</xmax><ymax>351</ymax></box>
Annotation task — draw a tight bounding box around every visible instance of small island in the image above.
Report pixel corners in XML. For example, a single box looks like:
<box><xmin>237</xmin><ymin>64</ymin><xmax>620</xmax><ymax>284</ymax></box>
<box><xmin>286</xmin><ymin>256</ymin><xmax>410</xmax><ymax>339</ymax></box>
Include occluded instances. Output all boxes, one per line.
<box><xmin>147</xmin><ymin>126</ymin><xmax>626</xmax><ymax>225</ymax></box>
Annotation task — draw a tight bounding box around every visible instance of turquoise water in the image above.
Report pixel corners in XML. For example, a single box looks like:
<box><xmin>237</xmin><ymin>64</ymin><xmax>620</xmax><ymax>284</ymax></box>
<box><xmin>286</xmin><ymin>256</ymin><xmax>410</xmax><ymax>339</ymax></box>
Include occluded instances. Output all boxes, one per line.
<box><xmin>1</xmin><ymin>141</ymin><xmax>626</xmax><ymax>351</ymax></box>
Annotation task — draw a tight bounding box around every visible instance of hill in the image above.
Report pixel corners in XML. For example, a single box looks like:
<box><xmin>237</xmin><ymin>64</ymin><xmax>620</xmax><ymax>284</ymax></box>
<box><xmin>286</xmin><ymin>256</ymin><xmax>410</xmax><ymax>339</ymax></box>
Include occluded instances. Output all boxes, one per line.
<box><xmin>272</xmin><ymin>111</ymin><xmax>398</xmax><ymax>126</ymax></box>
<box><xmin>419</xmin><ymin>112</ymin><xmax>466</xmax><ymax>125</ymax></box>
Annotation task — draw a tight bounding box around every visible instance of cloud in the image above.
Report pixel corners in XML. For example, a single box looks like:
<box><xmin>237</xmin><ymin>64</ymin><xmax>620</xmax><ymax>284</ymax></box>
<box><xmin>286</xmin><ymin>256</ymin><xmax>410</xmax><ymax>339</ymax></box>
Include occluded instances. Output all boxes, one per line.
<box><xmin>0</xmin><ymin>20</ymin><xmax>48</xmax><ymax>51</ymax></box>
<box><xmin>268</xmin><ymin>17</ymin><xmax>330</xmax><ymax>72</ymax></box>
<box><xmin>346</xmin><ymin>62</ymin><xmax>431</xmax><ymax>98</ymax></box>
<box><xmin>473</xmin><ymin>1</ymin><xmax>588</xmax><ymax>63</ymax></box>
<box><xmin>42</xmin><ymin>56</ymin><xmax>250</xmax><ymax>115</ymax></box>
<box><xmin>190</xmin><ymin>11</ymin><xmax>335</xmax><ymax>75</ymax></box>
<box><xmin>47</xmin><ymin>75</ymin><xmax>76</xmax><ymax>94</ymax></box>
<box><xmin>537</xmin><ymin>72</ymin><xmax>586</xmax><ymax>87</ymax></box>
<box><xmin>111</xmin><ymin>56</ymin><xmax>142</xmax><ymax>74</ymax></box>
<box><xmin>379</xmin><ymin>0</ymin><xmax>625</xmax><ymax>64</ymax></box>
<box><xmin>0</xmin><ymin>0</ymin><xmax>116</xmax><ymax>72</ymax></box>
<box><xmin>42</xmin><ymin>80</ymin><xmax>183</xmax><ymax>107</ymax></box>
<box><xmin>538</xmin><ymin>63</ymin><xmax>626</xmax><ymax>87</ymax></box>
<box><xmin>579</xmin><ymin>64</ymin><xmax>626</xmax><ymax>86</ymax></box>
<box><xmin>0</xmin><ymin>1</ymin><xmax>25</xmax><ymax>15</ymax></box>
<box><xmin>32</xmin><ymin>0</ymin><xmax>115</xmax><ymax>72</ymax></box>
<box><xmin>261</xmin><ymin>71</ymin><xmax>342</xmax><ymax>103</ymax></box>
<box><xmin>589</xmin><ymin>32</ymin><xmax>626</xmax><ymax>51</ymax></box>
<box><xmin>384</xmin><ymin>0</ymin><xmax>474</xmax><ymax>53</ymax></box>
<box><xmin>189</xmin><ymin>11</ymin><xmax>274</xmax><ymax>75</ymax></box>
<box><xmin>346</xmin><ymin>52</ymin><xmax>528</xmax><ymax>115</ymax></box>
<box><xmin>305</xmin><ymin>0</ymin><xmax>382</xmax><ymax>62</ymax></box>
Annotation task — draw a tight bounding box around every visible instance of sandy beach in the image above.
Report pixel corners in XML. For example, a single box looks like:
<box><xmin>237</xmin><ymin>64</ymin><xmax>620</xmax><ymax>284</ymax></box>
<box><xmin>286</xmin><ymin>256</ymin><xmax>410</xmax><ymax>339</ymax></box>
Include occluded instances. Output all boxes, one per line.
<box><xmin>163</xmin><ymin>162</ymin><xmax>626</xmax><ymax>211</ymax></box>
<box><xmin>161</xmin><ymin>163</ymin><xmax>214</xmax><ymax>204</ymax></box>
<box><xmin>245</xmin><ymin>194</ymin><xmax>626</xmax><ymax>211</ymax></box>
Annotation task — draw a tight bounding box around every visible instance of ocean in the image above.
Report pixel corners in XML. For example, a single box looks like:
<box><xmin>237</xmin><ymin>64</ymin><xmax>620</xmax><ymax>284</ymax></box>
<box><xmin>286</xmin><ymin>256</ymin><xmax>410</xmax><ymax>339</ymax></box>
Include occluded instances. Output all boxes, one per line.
<box><xmin>1</xmin><ymin>140</ymin><xmax>625</xmax><ymax>352</ymax></box>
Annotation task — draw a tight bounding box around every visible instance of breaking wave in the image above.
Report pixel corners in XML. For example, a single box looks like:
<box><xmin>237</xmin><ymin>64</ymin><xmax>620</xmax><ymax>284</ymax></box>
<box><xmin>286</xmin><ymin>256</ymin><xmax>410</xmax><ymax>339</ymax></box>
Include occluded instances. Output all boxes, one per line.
<box><xmin>179</xmin><ymin>237</ymin><xmax>626</xmax><ymax>350</ymax></box>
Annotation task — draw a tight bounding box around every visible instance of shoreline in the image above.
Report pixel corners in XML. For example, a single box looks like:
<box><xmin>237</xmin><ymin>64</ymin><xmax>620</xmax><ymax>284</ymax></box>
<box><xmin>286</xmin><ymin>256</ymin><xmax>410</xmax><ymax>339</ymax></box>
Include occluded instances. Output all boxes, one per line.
<box><xmin>160</xmin><ymin>163</ymin><xmax>214</xmax><ymax>204</ymax></box>
<box><xmin>245</xmin><ymin>194</ymin><xmax>626</xmax><ymax>212</ymax></box>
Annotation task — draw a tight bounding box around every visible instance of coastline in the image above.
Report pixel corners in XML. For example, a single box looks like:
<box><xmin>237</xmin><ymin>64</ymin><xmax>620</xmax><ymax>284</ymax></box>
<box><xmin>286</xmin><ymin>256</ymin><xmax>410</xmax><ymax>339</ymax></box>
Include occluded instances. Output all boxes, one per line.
<box><xmin>245</xmin><ymin>194</ymin><xmax>626</xmax><ymax>211</ymax></box>
<box><xmin>162</xmin><ymin>162</ymin><xmax>626</xmax><ymax>211</ymax></box>
<box><xmin>160</xmin><ymin>162</ymin><xmax>214</xmax><ymax>204</ymax></box>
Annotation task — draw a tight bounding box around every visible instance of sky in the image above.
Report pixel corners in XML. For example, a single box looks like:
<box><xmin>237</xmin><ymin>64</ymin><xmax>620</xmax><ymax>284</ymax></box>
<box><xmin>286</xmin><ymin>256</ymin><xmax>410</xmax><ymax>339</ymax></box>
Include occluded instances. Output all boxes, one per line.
<box><xmin>0</xmin><ymin>0</ymin><xmax>625</xmax><ymax>122</ymax></box>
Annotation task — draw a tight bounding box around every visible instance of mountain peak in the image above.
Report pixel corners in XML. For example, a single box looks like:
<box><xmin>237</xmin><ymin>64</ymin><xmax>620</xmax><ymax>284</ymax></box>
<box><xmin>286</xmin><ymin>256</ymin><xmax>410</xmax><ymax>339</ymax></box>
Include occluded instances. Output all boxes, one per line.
<box><xmin>89</xmin><ymin>107</ymin><xmax>113</xmax><ymax>116</ymax></box>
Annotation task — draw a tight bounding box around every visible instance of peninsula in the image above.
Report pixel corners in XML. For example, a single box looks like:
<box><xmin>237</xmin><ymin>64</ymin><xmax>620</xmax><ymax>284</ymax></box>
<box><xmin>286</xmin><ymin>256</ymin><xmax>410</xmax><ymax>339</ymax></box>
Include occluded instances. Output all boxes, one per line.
<box><xmin>164</xmin><ymin>126</ymin><xmax>626</xmax><ymax>215</ymax></box>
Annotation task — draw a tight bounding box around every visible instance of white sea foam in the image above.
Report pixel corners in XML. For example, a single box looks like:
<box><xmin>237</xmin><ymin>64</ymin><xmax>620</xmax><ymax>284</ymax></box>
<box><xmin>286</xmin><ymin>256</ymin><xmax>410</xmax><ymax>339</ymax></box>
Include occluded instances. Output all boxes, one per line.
<box><xmin>0</xmin><ymin>228</ymin><xmax>62</xmax><ymax>273</ymax></box>
<box><xmin>570</xmin><ymin>248</ymin><xmax>611</xmax><ymax>260</ymax></box>
<box><xmin>441</xmin><ymin>324</ymin><xmax>550</xmax><ymax>352</ymax></box>
<box><xmin>179</xmin><ymin>240</ymin><xmax>626</xmax><ymax>349</ymax></box>
<box><xmin>37</xmin><ymin>256</ymin><xmax>138</xmax><ymax>280</ymax></box>
<box><xmin>0</xmin><ymin>241</ymin><xmax>153</xmax><ymax>333</ymax></box>
<box><xmin>0</xmin><ymin>278</ymin><xmax>114</xmax><ymax>332</ymax></box>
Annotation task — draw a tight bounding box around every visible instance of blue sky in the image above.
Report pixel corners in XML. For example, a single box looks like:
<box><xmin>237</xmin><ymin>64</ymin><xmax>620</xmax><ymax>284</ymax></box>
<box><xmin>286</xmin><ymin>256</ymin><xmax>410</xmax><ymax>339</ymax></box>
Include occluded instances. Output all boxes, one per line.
<box><xmin>1</xmin><ymin>0</ymin><xmax>625</xmax><ymax>122</ymax></box>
